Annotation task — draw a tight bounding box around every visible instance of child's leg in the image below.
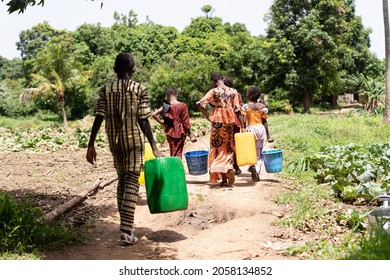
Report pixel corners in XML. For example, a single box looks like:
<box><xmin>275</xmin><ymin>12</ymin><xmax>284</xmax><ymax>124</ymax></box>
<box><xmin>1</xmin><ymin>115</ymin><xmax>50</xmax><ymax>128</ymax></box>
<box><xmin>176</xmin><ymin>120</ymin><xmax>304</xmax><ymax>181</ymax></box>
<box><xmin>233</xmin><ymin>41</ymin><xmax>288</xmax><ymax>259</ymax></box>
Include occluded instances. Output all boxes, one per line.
<box><xmin>117</xmin><ymin>172</ymin><xmax>140</xmax><ymax>234</ymax></box>
<box><xmin>255</xmin><ymin>139</ymin><xmax>264</xmax><ymax>174</ymax></box>
<box><xmin>176</xmin><ymin>135</ymin><xmax>186</xmax><ymax>159</ymax></box>
<box><xmin>167</xmin><ymin>135</ymin><xmax>185</xmax><ymax>158</ymax></box>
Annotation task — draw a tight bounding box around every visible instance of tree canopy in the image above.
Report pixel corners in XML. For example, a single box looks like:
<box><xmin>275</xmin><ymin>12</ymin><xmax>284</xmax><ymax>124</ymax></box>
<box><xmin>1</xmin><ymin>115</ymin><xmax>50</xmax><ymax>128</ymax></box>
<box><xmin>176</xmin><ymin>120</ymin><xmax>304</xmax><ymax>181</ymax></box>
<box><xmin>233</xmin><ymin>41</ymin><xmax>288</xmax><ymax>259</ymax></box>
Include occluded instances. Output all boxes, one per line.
<box><xmin>0</xmin><ymin>2</ymin><xmax>386</xmax><ymax>122</ymax></box>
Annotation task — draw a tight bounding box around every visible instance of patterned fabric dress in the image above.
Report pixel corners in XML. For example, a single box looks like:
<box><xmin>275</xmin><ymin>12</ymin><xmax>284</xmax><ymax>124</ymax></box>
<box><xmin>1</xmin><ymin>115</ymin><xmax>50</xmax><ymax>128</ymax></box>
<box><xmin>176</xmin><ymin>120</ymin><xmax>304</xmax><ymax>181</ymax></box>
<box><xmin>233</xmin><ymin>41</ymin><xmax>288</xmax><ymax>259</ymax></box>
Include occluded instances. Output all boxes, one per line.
<box><xmin>164</xmin><ymin>102</ymin><xmax>191</xmax><ymax>158</ymax></box>
<box><xmin>197</xmin><ymin>86</ymin><xmax>241</xmax><ymax>181</ymax></box>
<box><xmin>94</xmin><ymin>79</ymin><xmax>151</xmax><ymax>233</ymax></box>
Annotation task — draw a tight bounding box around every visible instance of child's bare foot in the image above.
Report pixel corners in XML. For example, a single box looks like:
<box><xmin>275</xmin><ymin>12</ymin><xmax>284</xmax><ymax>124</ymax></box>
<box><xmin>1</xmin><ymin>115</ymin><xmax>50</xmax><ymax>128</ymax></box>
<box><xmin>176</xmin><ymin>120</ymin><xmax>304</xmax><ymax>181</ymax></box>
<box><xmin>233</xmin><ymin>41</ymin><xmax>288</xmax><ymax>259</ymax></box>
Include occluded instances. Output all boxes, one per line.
<box><xmin>267</xmin><ymin>137</ymin><xmax>274</xmax><ymax>143</ymax></box>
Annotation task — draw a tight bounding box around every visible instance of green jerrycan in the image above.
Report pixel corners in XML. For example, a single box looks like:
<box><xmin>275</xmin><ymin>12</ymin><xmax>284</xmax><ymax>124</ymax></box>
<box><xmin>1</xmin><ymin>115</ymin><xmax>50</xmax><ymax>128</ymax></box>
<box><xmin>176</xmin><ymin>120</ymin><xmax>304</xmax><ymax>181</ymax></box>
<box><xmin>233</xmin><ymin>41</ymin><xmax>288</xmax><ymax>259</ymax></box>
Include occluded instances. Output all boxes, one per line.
<box><xmin>144</xmin><ymin>157</ymin><xmax>188</xmax><ymax>214</ymax></box>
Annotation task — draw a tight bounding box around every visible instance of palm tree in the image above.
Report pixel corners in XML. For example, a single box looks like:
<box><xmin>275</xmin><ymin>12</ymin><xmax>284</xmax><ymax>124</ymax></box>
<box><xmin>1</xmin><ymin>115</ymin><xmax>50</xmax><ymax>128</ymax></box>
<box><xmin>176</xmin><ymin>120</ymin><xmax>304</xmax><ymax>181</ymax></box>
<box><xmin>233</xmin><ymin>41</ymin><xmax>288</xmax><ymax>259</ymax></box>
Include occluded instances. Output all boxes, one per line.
<box><xmin>383</xmin><ymin>0</ymin><xmax>390</xmax><ymax>124</ymax></box>
<box><xmin>345</xmin><ymin>73</ymin><xmax>385</xmax><ymax>111</ymax></box>
<box><xmin>22</xmin><ymin>43</ymin><xmax>87</xmax><ymax>129</ymax></box>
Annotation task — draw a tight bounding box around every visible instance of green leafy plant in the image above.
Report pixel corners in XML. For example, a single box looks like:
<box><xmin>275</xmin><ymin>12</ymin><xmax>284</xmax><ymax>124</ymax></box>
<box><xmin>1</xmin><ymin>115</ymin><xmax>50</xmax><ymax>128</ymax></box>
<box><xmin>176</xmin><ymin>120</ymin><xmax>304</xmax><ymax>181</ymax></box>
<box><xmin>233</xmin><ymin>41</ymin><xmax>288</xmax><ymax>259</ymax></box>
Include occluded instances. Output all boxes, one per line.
<box><xmin>336</xmin><ymin>208</ymin><xmax>367</xmax><ymax>232</ymax></box>
<box><xmin>345</xmin><ymin>226</ymin><xmax>390</xmax><ymax>260</ymax></box>
<box><xmin>0</xmin><ymin>192</ymin><xmax>81</xmax><ymax>254</ymax></box>
<box><xmin>288</xmin><ymin>143</ymin><xmax>390</xmax><ymax>203</ymax></box>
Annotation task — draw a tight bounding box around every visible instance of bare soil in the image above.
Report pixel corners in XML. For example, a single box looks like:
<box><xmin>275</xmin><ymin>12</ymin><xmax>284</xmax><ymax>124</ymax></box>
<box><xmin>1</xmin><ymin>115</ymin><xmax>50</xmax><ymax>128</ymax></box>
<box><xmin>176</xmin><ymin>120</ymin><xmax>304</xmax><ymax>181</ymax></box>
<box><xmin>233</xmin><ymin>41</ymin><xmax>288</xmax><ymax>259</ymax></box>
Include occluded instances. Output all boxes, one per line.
<box><xmin>0</xmin><ymin>134</ymin><xmax>307</xmax><ymax>260</ymax></box>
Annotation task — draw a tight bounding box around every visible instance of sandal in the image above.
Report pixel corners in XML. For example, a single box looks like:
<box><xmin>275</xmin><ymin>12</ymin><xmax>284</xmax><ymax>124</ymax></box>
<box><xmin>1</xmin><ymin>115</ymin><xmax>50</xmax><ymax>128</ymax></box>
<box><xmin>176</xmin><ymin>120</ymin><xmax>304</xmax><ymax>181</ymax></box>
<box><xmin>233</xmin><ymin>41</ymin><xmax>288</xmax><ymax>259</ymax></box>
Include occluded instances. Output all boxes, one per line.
<box><xmin>249</xmin><ymin>166</ymin><xmax>260</xmax><ymax>182</ymax></box>
<box><xmin>119</xmin><ymin>231</ymin><xmax>138</xmax><ymax>245</ymax></box>
<box><xmin>235</xmin><ymin>168</ymin><xmax>242</xmax><ymax>175</ymax></box>
<box><xmin>267</xmin><ymin>137</ymin><xmax>274</xmax><ymax>143</ymax></box>
<box><xmin>219</xmin><ymin>181</ymin><xmax>228</xmax><ymax>187</ymax></box>
<box><xmin>228</xmin><ymin>169</ymin><xmax>235</xmax><ymax>186</ymax></box>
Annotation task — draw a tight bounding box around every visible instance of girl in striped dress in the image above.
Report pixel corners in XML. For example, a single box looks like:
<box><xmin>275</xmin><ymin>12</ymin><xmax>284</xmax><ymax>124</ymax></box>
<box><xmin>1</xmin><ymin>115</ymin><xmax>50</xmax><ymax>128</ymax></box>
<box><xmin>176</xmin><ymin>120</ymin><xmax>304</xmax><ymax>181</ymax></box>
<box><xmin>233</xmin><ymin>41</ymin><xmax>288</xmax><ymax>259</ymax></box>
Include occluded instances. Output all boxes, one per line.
<box><xmin>86</xmin><ymin>53</ymin><xmax>163</xmax><ymax>245</ymax></box>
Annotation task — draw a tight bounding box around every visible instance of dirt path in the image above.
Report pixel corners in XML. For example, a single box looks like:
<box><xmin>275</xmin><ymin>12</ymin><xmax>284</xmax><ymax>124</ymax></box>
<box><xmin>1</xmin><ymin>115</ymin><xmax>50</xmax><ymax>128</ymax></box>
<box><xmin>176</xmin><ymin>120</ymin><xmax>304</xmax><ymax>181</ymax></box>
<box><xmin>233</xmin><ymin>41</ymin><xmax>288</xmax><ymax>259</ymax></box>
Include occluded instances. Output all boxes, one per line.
<box><xmin>1</xmin><ymin>135</ymin><xmax>301</xmax><ymax>260</ymax></box>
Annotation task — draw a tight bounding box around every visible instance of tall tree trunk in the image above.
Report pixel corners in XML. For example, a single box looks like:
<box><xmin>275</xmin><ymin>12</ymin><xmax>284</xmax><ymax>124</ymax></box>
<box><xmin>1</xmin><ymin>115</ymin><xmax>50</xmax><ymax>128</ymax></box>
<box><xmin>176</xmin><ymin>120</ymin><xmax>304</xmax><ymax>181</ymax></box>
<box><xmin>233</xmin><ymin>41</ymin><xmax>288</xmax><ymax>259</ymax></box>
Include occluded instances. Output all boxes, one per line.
<box><xmin>57</xmin><ymin>92</ymin><xmax>68</xmax><ymax>130</ymax></box>
<box><xmin>383</xmin><ymin>0</ymin><xmax>390</xmax><ymax>124</ymax></box>
<box><xmin>303</xmin><ymin>92</ymin><xmax>311</xmax><ymax>113</ymax></box>
<box><xmin>330</xmin><ymin>95</ymin><xmax>337</xmax><ymax>107</ymax></box>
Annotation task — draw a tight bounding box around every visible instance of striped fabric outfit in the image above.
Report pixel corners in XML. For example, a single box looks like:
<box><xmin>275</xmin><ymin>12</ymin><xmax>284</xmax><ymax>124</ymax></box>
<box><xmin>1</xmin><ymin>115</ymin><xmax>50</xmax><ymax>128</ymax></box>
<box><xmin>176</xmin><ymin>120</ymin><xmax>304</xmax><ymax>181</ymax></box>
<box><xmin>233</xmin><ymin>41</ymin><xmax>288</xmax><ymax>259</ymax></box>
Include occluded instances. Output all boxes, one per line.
<box><xmin>197</xmin><ymin>86</ymin><xmax>241</xmax><ymax>182</ymax></box>
<box><xmin>94</xmin><ymin>79</ymin><xmax>151</xmax><ymax>233</ymax></box>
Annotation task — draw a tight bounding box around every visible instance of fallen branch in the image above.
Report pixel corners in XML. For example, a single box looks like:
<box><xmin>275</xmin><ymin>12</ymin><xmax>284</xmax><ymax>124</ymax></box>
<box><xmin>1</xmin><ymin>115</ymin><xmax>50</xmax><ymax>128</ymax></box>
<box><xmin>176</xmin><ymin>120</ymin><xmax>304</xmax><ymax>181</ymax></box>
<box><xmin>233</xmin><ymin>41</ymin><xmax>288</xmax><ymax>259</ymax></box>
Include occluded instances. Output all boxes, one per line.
<box><xmin>42</xmin><ymin>177</ymin><xmax>118</xmax><ymax>222</ymax></box>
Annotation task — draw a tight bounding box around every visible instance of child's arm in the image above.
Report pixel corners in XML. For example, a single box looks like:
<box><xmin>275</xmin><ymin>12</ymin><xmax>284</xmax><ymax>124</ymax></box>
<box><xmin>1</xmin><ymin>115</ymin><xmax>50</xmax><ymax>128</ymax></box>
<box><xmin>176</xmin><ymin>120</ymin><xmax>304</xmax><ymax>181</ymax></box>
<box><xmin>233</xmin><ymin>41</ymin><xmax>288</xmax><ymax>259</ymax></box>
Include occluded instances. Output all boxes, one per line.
<box><xmin>86</xmin><ymin>115</ymin><xmax>104</xmax><ymax>164</ymax></box>
<box><xmin>138</xmin><ymin>118</ymin><xmax>164</xmax><ymax>157</ymax></box>
<box><xmin>151</xmin><ymin>107</ymin><xmax>165</xmax><ymax>128</ymax></box>
<box><xmin>260</xmin><ymin>107</ymin><xmax>274</xmax><ymax>142</ymax></box>
<box><xmin>235</xmin><ymin>111</ymin><xmax>246</xmax><ymax>132</ymax></box>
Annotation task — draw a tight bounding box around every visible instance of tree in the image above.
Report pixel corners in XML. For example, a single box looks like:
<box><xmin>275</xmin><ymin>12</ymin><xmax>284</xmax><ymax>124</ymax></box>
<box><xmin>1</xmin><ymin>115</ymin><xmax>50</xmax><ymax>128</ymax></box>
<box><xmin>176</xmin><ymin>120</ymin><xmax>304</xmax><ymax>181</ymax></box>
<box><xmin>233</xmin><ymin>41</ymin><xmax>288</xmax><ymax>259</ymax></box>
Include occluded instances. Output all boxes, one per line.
<box><xmin>0</xmin><ymin>56</ymin><xmax>24</xmax><ymax>80</ymax></box>
<box><xmin>113</xmin><ymin>10</ymin><xmax>138</xmax><ymax>27</ymax></box>
<box><xmin>262</xmin><ymin>0</ymin><xmax>373</xmax><ymax>112</ymax></box>
<box><xmin>1</xmin><ymin>0</ymin><xmax>44</xmax><ymax>13</ymax></box>
<box><xmin>73</xmin><ymin>23</ymin><xmax>115</xmax><ymax>57</ymax></box>
<box><xmin>345</xmin><ymin>73</ymin><xmax>385</xmax><ymax>111</ymax></box>
<box><xmin>1</xmin><ymin>0</ymin><xmax>103</xmax><ymax>13</ymax></box>
<box><xmin>22</xmin><ymin>43</ymin><xmax>87</xmax><ymax>129</ymax></box>
<box><xmin>201</xmin><ymin>5</ymin><xmax>214</xmax><ymax>18</ymax></box>
<box><xmin>148</xmin><ymin>53</ymin><xmax>220</xmax><ymax>112</ymax></box>
<box><xmin>17</xmin><ymin>22</ymin><xmax>65</xmax><ymax>60</ymax></box>
<box><xmin>113</xmin><ymin>22</ymin><xmax>179</xmax><ymax>66</ymax></box>
<box><xmin>383</xmin><ymin>0</ymin><xmax>390</xmax><ymax>124</ymax></box>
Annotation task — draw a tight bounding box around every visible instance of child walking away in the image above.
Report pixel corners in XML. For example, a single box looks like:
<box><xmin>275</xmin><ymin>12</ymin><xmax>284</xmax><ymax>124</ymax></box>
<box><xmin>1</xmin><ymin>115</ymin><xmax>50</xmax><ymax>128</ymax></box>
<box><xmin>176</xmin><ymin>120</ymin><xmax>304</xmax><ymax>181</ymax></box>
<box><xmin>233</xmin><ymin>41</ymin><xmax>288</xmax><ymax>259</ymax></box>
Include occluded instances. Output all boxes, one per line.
<box><xmin>241</xmin><ymin>86</ymin><xmax>269</xmax><ymax>182</ymax></box>
<box><xmin>86</xmin><ymin>52</ymin><xmax>163</xmax><ymax>245</ymax></box>
<box><xmin>152</xmin><ymin>87</ymin><xmax>196</xmax><ymax>158</ymax></box>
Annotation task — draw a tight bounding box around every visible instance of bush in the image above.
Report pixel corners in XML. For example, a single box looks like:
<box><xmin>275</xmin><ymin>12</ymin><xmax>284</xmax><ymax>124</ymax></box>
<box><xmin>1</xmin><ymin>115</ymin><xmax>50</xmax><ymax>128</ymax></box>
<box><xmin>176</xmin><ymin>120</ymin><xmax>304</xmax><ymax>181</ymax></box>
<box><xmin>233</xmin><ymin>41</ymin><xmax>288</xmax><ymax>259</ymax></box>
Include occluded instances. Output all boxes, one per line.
<box><xmin>0</xmin><ymin>192</ymin><xmax>81</xmax><ymax>254</ymax></box>
<box><xmin>345</xmin><ymin>227</ymin><xmax>390</xmax><ymax>260</ymax></box>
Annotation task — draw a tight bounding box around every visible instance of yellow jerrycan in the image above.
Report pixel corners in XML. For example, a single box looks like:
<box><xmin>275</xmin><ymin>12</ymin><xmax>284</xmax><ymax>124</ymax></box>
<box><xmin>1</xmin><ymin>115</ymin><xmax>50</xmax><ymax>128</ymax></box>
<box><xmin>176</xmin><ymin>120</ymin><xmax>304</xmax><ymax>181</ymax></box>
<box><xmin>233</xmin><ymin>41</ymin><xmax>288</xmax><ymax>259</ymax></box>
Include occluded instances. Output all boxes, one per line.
<box><xmin>234</xmin><ymin>132</ymin><xmax>257</xmax><ymax>166</ymax></box>
<box><xmin>138</xmin><ymin>143</ymin><xmax>155</xmax><ymax>184</ymax></box>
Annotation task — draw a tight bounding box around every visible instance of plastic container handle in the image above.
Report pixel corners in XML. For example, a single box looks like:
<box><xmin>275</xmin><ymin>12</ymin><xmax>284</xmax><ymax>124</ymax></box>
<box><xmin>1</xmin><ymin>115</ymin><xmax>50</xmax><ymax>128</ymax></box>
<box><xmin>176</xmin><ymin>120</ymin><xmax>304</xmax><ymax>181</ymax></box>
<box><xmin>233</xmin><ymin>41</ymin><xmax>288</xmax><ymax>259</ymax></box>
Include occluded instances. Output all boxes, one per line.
<box><xmin>183</xmin><ymin>139</ymin><xmax>209</xmax><ymax>154</ymax></box>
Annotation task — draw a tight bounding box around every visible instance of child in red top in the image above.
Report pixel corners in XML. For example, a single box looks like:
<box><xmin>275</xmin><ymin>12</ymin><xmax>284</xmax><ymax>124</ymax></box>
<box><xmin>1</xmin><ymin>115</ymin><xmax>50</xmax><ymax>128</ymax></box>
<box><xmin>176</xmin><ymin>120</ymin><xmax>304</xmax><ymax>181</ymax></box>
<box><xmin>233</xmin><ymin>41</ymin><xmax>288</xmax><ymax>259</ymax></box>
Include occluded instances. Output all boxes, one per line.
<box><xmin>152</xmin><ymin>87</ymin><xmax>196</xmax><ymax>158</ymax></box>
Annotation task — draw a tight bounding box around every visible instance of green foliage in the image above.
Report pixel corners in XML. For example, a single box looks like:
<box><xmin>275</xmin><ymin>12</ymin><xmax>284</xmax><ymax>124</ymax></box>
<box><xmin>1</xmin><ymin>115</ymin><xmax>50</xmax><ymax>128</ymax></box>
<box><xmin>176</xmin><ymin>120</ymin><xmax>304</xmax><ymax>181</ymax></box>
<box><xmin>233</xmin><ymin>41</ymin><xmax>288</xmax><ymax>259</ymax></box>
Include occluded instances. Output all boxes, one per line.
<box><xmin>182</xmin><ymin>17</ymin><xmax>224</xmax><ymax>39</ymax></box>
<box><xmin>73</xmin><ymin>127</ymin><xmax>106</xmax><ymax>148</ymax></box>
<box><xmin>113</xmin><ymin>10</ymin><xmax>138</xmax><ymax>27</ymax></box>
<box><xmin>26</xmin><ymin>41</ymin><xmax>91</xmax><ymax>125</ymax></box>
<box><xmin>1</xmin><ymin>0</ymin><xmax>44</xmax><ymax>14</ymax></box>
<box><xmin>0</xmin><ymin>126</ymin><xmax>107</xmax><ymax>152</ymax></box>
<box><xmin>148</xmin><ymin>53</ymin><xmax>220</xmax><ymax>112</ymax></box>
<box><xmin>345</xmin><ymin>227</ymin><xmax>390</xmax><ymax>260</ymax></box>
<box><xmin>289</xmin><ymin>143</ymin><xmax>390</xmax><ymax>202</ymax></box>
<box><xmin>73</xmin><ymin>23</ymin><xmax>115</xmax><ymax>57</ymax></box>
<box><xmin>262</xmin><ymin>0</ymin><xmax>376</xmax><ymax>112</ymax></box>
<box><xmin>345</xmin><ymin>73</ymin><xmax>385</xmax><ymax>111</ymax></box>
<box><xmin>267</xmin><ymin>98</ymin><xmax>292</xmax><ymax>114</ymax></box>
<box><xmin>16</xmin><ymin>22</ymin><xmax>66</xmax><ymax>60</ymax></box>
<box><xmin>0</xmin><ymin>56</ymin><xmax>24</xmax><ymax>80</ymax></box>
<box><xmin>0</xmin><ymin>79</ymin><xmax>37</xmax><ymax>117</ymax></box>
<box><xmin>0</xmin><ymin>192</ymin><xmax>81</xmax><ymax>253</ymax></box>
<box><xmin>336</xmin><ymin>208</ymin><xmax>367</xmax><ymax>232</ymax></box>
<box><xmin>113</xmin><ymin>22</ymin><xmax>179</xmax><ymax>66</ymax></box>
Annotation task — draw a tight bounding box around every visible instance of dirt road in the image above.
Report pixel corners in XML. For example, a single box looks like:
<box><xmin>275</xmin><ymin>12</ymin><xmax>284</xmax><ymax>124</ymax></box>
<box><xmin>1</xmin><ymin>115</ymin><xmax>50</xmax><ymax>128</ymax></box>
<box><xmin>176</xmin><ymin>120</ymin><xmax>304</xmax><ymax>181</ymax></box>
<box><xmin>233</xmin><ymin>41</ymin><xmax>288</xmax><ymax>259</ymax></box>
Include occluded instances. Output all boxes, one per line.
<box><xmin>1</xmin><ymin>136</ymin><xmax>300</xmax><ymax>260</ymax></box>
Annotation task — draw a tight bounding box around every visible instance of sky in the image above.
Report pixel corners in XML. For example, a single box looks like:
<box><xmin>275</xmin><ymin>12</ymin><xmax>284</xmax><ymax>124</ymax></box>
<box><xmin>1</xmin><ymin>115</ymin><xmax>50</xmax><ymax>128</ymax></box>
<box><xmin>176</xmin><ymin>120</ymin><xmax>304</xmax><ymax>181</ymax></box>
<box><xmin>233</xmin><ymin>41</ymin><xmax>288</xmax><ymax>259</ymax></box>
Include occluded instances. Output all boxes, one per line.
<box><xmin>0</xmin><ymin>0</ymin><xmax>386</xmax><ymax>59</ymax></box>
